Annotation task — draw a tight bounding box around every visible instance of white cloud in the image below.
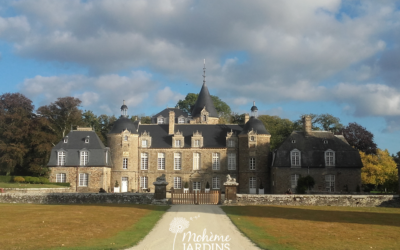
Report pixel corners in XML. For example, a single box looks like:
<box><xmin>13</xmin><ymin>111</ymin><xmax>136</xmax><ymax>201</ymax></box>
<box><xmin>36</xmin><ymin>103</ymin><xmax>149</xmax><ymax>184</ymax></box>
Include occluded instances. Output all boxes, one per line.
<box><xmin>155</xmin><ymin>87</ymin><xmax>185</xmax><ymax>106</ymax></box>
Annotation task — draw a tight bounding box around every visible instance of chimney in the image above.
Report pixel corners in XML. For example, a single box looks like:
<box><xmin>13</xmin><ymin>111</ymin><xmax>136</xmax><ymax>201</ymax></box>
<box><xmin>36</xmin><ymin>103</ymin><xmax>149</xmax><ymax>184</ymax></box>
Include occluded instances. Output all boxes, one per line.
<box><xmin>244</xmin><ymin>113</ymin><xmax>249</xmax><ymax>124</ymax></box>
<box><xmin>169</xmin><ymin>111</ymin><xmax>175</xmax><ymax>135</ymax></box>
<box><xmin>302</xmin><ymin>115</ymin><xmax>312</xmax><ymax>135</ymax></box>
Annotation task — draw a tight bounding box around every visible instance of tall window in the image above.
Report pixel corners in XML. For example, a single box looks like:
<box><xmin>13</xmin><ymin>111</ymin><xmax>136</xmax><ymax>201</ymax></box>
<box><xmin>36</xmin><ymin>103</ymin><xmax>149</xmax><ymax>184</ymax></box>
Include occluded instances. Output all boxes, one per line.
<box><xmin>58</xmin><ymin>151</ymin><xmax>65</xmax><ymax>166</ymax></box>
<box><xmin>291</xmin><ymin>174</ymin><xmax>300</xmax><ymax>189</ymax></box>
<box><xmin>203</xmin><ymin>115</ymin><xmax>207</xmax><ymax>121</ymax></box>
<box><xmin>227</xmin><ymin>139</ymin><xmax>235</xmax><ymax>147</ymax></box>
<box><xmin>141</xmin><ymin>153</ymin><xmax>148</xmax><ymax>170</ymax></box>
<box><xmin>174</xmin><ymin>153</ymin><xmax>181</xmax><ymax>170</ymax></box>
<box><xmin>105</xmin><ymin>150</ymin><xmax>108</xmax><ymax>164</ymax></box>
<box><xmin>228</xmin><ymin>153</ymin><xmax>236</xmax><ymax>170</ymax></box>
<box><xmin>174</xmin><ymin>177</ymin><xmax>182</xmax><ymax>189</ymax></box>
<box><xmin>212</xmin><ymin>177</ymin><xmax>220</xmax><ymax>189</ymax></box>
<box><xmin>140</xmin><ymin>176</ymin><xmax>148</xmax><ymax>189</ymax></box>
<box><xmin>194</xmin><ymin>140</ymin><xmax>200</xmax><ymax>147</ymax></box>
<box><xmin>157</xmin><ymin>117</ymin><xmax>164</xmax><ymax>124</ymax></box>
<box><xmin>291</xmin><ymin>149</ymin><xmax>301</xmax><ymax>167</ymax></box>
<box><xmin>123</xmin><ymin>158</ymin><xmax>128</xmax><ymax>169</ymax></box>
<box><xmin>124</xmin><ymin>135</ymin><xmax>128</xmax><ymax>141</ymax></box>
<box><xmin>325</xmin><ymin>150</ymin><xmax>335</xmax><ymax>166</ymax></box>
<box><xmin>249</xmin><ymin>177</ymin><xmax>256</xmax><ymax>189</ymax></box>
<box><xmin>175</xmin><ymin>140</ymin><xmax>181</xmax><ymax>147</ymax></box>
<box><xmin>56</xmin><ymin>173</ymin><xmax>66</xmax><ymax>183</ymax></box>
<box><xmin>249</xmin><ymin>157</ymin><xmax>256</xmax><ymax>170</ymax></box>
<box><xmin>142</xmin><ymin>140</ymin><xmax>148</xmax><ymax>148</ymax></box>
<box><xmin>79</xmin><ymin>173</ymin><xmax>88</xmax><ymax>187</ymax></box>
<box><xmin>193</xmin><ymin>181</ymin><xmax>201</xmax><ymax>190</ymax></box>
<box><xmin>158</xmin><ymin>153</ymin><xmax>165</xmax><ymax>170</ymax></box>
<box><xmin>193</xmin><ymin>153</ymin><xmax>200</xmax><ymax>170</ymax></box>
<box><xmin>212</xmin><ymin>153</ymin><xmax>220</xmax><ymax>170</ymax></box>
<box><xmin>80</xmin><ymin>151</ymin><xmax>88</xmax><ymax>166</ymax></box>
<box><xmin>325</xmin><ymin>175</ymin><xmax>335</xmax><ymax>192</ymax></box>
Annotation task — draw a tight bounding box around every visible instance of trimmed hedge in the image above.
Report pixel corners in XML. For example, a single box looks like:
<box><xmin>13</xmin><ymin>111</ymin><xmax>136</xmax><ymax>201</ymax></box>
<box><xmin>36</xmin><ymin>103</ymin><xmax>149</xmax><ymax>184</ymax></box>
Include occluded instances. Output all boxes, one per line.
<box><xmin>0</xmin><ymin>176</ymin><xmax>14</xmax><ymax>183</ymax></box>
<box><xmin>49</xmin><ymin>182</ymin><xmax>71</xmax><ymax>187</ymax></box>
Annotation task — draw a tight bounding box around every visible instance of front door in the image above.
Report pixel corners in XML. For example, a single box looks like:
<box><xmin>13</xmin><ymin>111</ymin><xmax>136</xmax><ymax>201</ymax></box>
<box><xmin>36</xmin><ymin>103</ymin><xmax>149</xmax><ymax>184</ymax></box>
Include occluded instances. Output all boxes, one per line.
<box><xmin>121</xmin><ymin>177</ymin><xmax>128</xmax><ymax>192</ymax></box>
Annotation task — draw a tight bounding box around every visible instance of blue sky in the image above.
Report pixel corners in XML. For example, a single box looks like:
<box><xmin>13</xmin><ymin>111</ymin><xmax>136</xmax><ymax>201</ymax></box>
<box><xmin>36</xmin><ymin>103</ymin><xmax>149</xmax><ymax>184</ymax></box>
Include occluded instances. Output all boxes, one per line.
<box><xmin>0</xmin><ymin>0</ymin><xmax>399</xmax><ymax>155</ymax></box>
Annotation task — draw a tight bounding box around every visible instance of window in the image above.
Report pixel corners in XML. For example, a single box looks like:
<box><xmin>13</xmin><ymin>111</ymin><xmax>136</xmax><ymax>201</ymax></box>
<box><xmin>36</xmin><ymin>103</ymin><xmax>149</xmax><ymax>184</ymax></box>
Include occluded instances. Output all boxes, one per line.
<box><xmin>175</xmin><ymin>140</ymin><xmax>181</xmax><ymax>147</ymax></box>
<box><xmin>80</xmin><ymin>151</ymin><xmax>88</xmax><ymax>166</ymax></box>
<box><xmin>249</xmin><ymin>157</ymin><xmax>256</xmax><ymax>170</ymax></box>
<box><xmin>58</xmin><ymin>151</ymin><xmax>66</xmax><ymax>166</ymax></box>
<box><xmin>63</xmin><ymin>137</ymin><xmax>68</xmax><ymax>143</ymax></box>
<box><xmin>291</xmin><ymin>149</ymin><xmax>301</xmax><ymax>167</ymax></box>
<box><xmin>249</xmin><ymin>177</ymin><xmax>256</xmax><ymax>189</ymax></box>
<box><xmin>174</xmin><ymin>153</ymin><xmax>181</xmax><ymax>170</ymax></box>
<box><xmin>291</xmin><ymin>140</ymin><xmax>296</xmax><ymax>143</ymax></box>
<box><xmin>158</xmin><ymin>153</ymin><xmax>165</xmax><ymax>170</ymax></box>
<box><xmin>291</xmin><ymin>174</ymin><xmax>300</xmax><ymax>189</ymax></box>
<box><xmin>142</xmin><ymin>140</ymin><xmax>148</xmax><ymax>148</ymax></box>
<box><xmin>141</xmin><ymin>153</ymin><xmax>148</xmax><ymax>170</ymax></box>
<box><xmin>203</xmin><ymin>115</ymin><xmax>207</xmax><ymax>121</ymax></box>
<box><xmin>79</xmin><ymin>173</ymin><xmax>88</xmax><ymax>187</ymax></box>
<box><xmin>227</xmin><ymin>139</ymin><xmax>235</xmax><ymax>147</ymax></box>
<box><xmin>212</xmin><ymin>177</ymin><xmax>220</xmax><ymax>189</ymax></box>
<box><xmin>140</xmin><ymin>176</ymin><xmax>148</xmax><ymax>189</ymax></box>
<box><xmin>250</xmin><ymin>136</ymin><xmax>255</xmax><ymax>141</ymax></box>
<box><xmin>193</xmin><ymin>181</ymin><xmax>201</xmax><ymax>190</ymax></box>
<box><xmin>178</xmin><ymin>118</ymin><xmax>185</xmax><ymax>124</ymax></box>
<box><xmin>56</xmin><ymin>173</ymin><xmax>66</xmax><ymax>183</ymax></box>
<box><xmin>157</xmin><ymin>117</ymin><xmax>164</xmax><ymax>124</ymax></box>
<box><xmin>323</xmin><ymin>140</ymin><xmax>328</xmax><ymax>144</ymax></box>
<box><xmin>105</xmin><ymin>150</ymin><xmax>108</xmax><ymax>164</ymax></box>
<box><xmin>212</xmin><ymin>153</ymin><xmax>220</xmax><ymax>170</ymax></box>
<box><xmin>193</xmin><ymin>153</ymin><xmax>200</xmax><ymax>170</ymax></box>
<box><xmin>123</xmin><ymin>158</ymin><xmax>128</xmax><ymax>169</ymax></box>
<box><xmin>194</xmin><ymin>139</ymin><xmax>200</xmax><ymax>147</ymax></box>
<box><xmin>85</xmin><ymin>136</ymin><xmax>89</xmax><ymax>143</ymax></box>
<box><xmin>124</xmin><ymin>135</ymin><xmax>128</xmax><ymax>141</ymax></box>
<box><xmin>228</xmin><ymin>153</ymin><xmax>236</xmax><ymax>170</ymax></box>
<box><xmin>325</xmin><ymin>175</ymin><xmax>335</xmax><ymax>192</ymax></box>
<box><xmin>174</xmin><ymin>177</ymin><xmax>182</xmax><ymax>189</ymax></box>
<box><xmin>325</xmin><ymin>150</ymin><xmax>335</xmax><ymax>166</ymax></box>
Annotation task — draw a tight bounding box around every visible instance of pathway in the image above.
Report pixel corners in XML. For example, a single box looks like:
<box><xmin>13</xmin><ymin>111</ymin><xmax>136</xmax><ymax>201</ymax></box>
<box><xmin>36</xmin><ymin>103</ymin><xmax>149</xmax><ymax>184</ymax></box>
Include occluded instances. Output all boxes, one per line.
<box><xmin>128</xmin><ymin>205</ymin><xmax>261</xmax><ymax>250</ymax></box>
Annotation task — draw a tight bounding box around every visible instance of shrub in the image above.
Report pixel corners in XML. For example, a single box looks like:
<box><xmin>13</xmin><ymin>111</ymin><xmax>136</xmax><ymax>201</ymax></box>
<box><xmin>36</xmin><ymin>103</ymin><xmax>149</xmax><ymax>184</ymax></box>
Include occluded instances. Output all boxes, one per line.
<box><xmin>259</xmin><ymin>182</ymin><xmax>264</xmax><ymax>189</ymax></box>
<box><xmin>0</xmin><ymin>176</ymin><xmax>14</xmax><ymax>183</ymax></box>
<box><xmin>30</xmin><ymin>177</ymin><xmax>40</xmax><ymax>184</ymax></box>
<box><xmin>296</xmin><ymin>175</ymin><xmax>315</xmax><ymax>194</ymax></box>
<box><xmin>115</xmin><ymin>180</ymin><xmax>119</xmax><ymax>187</ymax></box>
<box><xmin>39</xmin><ymin>177</ymin><xmax>50</xmax><ymax>184</ymax></box>
<box><xmin>24</xmin><ymin>176</ymin><xmax>32</xmax><ymax>183</ymax></box>
<box><xmin>184</xmin><ymin>182</ymin><xmax>189</xmax><ymax>188</ymax></box>
<box><xmin>206</xmin><ymin>182</ymin><xmax>210</xmax><ymax>189</ymax></box>
<box><xmin>13</xmin><ymin>176</ymin><xmax>25</xmax><ymax>183</ymax></box>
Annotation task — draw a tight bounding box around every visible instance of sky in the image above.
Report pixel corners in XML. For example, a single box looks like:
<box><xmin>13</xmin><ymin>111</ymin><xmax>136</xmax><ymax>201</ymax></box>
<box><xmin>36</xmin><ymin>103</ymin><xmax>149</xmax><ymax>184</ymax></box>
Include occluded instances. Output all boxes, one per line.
<box><xmin>0</xmin><ymin>0</ymin><xmax>399</xmax><ymax>155</ymax></box>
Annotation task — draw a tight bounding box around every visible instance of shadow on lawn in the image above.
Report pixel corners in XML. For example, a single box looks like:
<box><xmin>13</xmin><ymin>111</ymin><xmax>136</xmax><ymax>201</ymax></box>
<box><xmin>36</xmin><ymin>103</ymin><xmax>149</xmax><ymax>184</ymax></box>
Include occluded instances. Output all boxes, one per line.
<box><xmin>222</xmin><ymin>206</ymin><xmax>400</xmax><ymax>228</ymax></box>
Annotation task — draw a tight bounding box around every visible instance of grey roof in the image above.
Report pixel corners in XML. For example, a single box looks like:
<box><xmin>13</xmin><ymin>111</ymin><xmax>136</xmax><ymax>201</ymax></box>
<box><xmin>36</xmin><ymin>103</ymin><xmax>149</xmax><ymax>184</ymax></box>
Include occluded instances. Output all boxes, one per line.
<box><xmin>138</xmin><ymin>124</ymin><xmax>243</xmax><ymax>148</ymax></box>
<box><xmin>47</xmin><ymin>131</ymin><xmax>111</xmax><ymax>167</ymax></box>
<box><xmin>191</xmin><ymin>83</ymin><xmax>219</xmax><ymax>118</ymax></box>
<box><xmin>240</xmin><ymin>117</ymin><xmax>270</xmax><ymax>135</ymax></box>
<box><xmin>109</xmin><ymin>117</ymin><xmax>139</xmax><ymax>134</ymax></box>
<box><xmin>152</xmin><ymin>108</ymin><xmax>189</xmax><ymax>118</ymax></box>
<box><xmin>273</xmin><ymin>131</ymin><xmax>363</xmax><ymax>168</ymax></box>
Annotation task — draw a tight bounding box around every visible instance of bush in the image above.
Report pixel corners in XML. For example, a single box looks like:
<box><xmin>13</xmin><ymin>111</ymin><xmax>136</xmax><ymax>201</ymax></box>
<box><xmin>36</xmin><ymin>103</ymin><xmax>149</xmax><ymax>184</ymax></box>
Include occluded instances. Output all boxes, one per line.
<box><xmin>206</xmin><ymin>182</ymin><xmax>210</xmax><ymax>189</ymax></box>
<box><xmin>30</xmin><ymin>177</ymin><xmax>40</xmax><ymax>184</ymax></box>
<box><xmin>13</xmin><ymin>176</ymin><xmax>25</xmax><ymax>183</ymax></box>
<box><xmin>24</xmin><ymin>176</ymin><xmax>32</xmax><ymax>183</ymax></box>
<box><xmin>296</xmin><ymin>175</ymin><xmax>315</xmax><ymax>194</ymax></box>
<box><xmin>39</xmin><ymin>177</ymin><xmax>50</xmax><ymax>184</ymax></box>
<box><xmin>49</xmin><ymin>182</ymin><xmax>70</xmax><ymax>187</ymax></box>
<box><xmin>115</xmin><ymin>180</ymin><xmax>119</xmax><ymax>187</ymax></box>
<box><xmin>184</xmin><ymin>182</ymin><xmax>189</xmax><ymax>188</ymax></box>
<box><xmin>0</xmin><ymin>176</ymin><xmax>14</xmax><ymax>183</ymax></box>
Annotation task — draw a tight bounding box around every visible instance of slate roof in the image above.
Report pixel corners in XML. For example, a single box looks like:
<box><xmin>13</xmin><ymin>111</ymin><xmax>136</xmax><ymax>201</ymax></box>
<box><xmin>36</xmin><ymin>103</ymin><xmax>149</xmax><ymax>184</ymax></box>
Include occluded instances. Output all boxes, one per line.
<box><xmin>191</xmin><ymin>83</ymin><xmax>219</xmax><ymax>118</ymax></box>
<box><xmin>152</xmin><ymin>108</ymin><xmax>189</xmax><ymax>118</ymax></box>
<box><xmin>138</xmin><ymin>124</ymin><xmax>243</xmax><ymax>148</ymax></box>
<box><xmin>109</xmin><ymin>117</ymin><xmax>139</xmax><ymax>134</ymax></box>
<box><xmin>47</xmin><ymin>130</ymin><xmax>112</xmax><ymax>167</ymax></box>
<box><xmin>240</xmin><ymin>117</ymin><xmax>270</xmax><ymax>135</ymax></box>
<box><xmin>273</xmin><ymin>131</ymin><xmax>363</xmax><ymax>168</ymax></box>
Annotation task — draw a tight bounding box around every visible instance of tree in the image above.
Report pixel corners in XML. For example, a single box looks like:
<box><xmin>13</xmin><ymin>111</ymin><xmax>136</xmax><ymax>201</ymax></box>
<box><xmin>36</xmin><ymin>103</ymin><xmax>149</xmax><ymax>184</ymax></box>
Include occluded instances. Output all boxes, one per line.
<box><xmin>37</xmin><ymin>97</ymin><xmax>82</xmax><ymax>145</ymax></box>
<box><xmin>293</xmin><ymin>113</ymin><xmax>343</xmax><ymax>133</ymax></box>
<box><xmin>176</xmin><ymin>93</ymin><xmax>231</xmax><ymax>116</ymax></box>
<box><xmin>360</xmin><ymin>149</ymin><xmax>398</xmax><ymax>192</ymax></box>
<box><xmin>341</xmin><ymin>122</ymin><xmax>377</xmax><ymax>155</ymax></box>
<box><xmin>0</xmin><ymin>93</ymin><xmax>33</xmax><ymax>175</ymax></box>
<box><xmin>392</xmin><ymin>151</ymin><xmax>400</xmax><ymax>165</ymax></box>
<box><xmin>296</xmin><ymin>176</ymin><xmax>315</xmax><ymax>194</ymax></box>
<box><xmin>293</xmin><ymin>113</ymin><xmax>320</xmax><ymax>131</ymax></box>
<box><xmin>258</xmin><ymin>115</ymin><xmax>295</xmax><ymax>149</ymax></box>
<box><xmin>230</xmin><ymin>113</ymin><xmax>245</xmax><ymax>124</ymax></box>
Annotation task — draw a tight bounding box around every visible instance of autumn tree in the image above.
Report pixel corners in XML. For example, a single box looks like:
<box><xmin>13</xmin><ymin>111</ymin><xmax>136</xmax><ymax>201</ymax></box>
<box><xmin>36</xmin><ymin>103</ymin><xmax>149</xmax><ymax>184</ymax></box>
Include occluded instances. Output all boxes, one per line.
<box><xmin>341</xmin><ymin>122</ymin><xmax>377</xmax><ymax>155</ymax></box>
<box><xmin>258</xmin><ymin>115</ymin><xmax>295</xmax><ymax>149</ymax></box>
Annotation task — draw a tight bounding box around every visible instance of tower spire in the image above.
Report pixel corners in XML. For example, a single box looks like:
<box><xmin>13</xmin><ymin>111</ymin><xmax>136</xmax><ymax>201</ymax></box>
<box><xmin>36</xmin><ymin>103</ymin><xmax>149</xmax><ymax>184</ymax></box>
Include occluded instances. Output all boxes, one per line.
<box><xmin>203</xmin><ymin>59</ymin><xmax>206</xmax><ymax>86</ymax></box>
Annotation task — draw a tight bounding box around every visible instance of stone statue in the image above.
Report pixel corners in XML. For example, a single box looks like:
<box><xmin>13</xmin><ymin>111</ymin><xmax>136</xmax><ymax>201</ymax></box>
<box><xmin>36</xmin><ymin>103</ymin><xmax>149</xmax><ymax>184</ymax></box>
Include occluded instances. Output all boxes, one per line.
<box><xmin>226</xmin><ymin>174</ymin><xmax>236</xmax><ymax>183</ymax></box>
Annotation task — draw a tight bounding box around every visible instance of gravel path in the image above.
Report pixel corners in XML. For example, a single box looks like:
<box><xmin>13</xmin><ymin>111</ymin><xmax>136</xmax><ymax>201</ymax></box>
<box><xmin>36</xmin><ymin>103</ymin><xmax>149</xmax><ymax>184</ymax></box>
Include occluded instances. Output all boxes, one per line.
<box><xmin>128</xmin><ymin>205</ymin><xmax>261</xmax><ymax>250</ymax></box>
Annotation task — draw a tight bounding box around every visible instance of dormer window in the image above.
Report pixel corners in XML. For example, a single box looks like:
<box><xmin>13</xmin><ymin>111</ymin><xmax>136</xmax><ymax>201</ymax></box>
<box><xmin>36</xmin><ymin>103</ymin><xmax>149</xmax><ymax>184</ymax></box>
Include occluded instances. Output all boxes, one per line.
<box><xmin>175</xmin><ymin>140</ymin><xmax>181</xmax><ymax>147</ymax></box>
<box><xmin>142</xmin><ymin>140</ymin><xmax>148</xmax><ymax>148</ymax></box>
<box><xmin>158</xmin><ymin>117</ymin><xmax>164</xmax><ymax>124</ymax></box>
<box><xmin>194</xmin><ymin>140</ymin><xmax>200</xmax><ymax>147</ymax></box>
<box><xmin>227</xmin><ymin>139</ymin><xmax>235</xmax><ymax>147</ymax></box>
<box><xmin>325</xmin><ymin>149</ymin><xmax>335</xmax><ymax>166</ymax></box>
<box><xmin>63</xmin><ymin>136</ymin><xmax>68</xmax><ymax>143</ymax></box>
<box><xmin>192</xmin><ymin>130</ymin><xmax>203</xmax><ymax>147</ymax></box>
<box><xmin>323</xmin><ymin>140</ymin><xmax>328</xmax><ymax>144</ymax></box>
<box><xmin>290</xmin><ymin>149</ymin><xmax>301</xmax><ymax>167</ymax></box>
<box><xmin>80</xmin><ymin>150</ymin><xmax>89</xmax><ymax>166</ymax></box>
<box><xmin>85</xmin><ymin>136</ymin><xmax>89</xmax><ymax>143</ymax></box>
<box><xmin>57</xmin><ymin>151</ymin><xmax>66</xmax><ymax>166</ymax></box>
<box><xmin>250</xmin><ymin>136</ymin><xmax>255</xmax><ymax>141</ymax></box>
<box><xmin>291</xmin><ymin>140</ymin><xmax>296</xmax><ymax>143</ymax></box>
<box><xmin>178</xmin><ymin>117</ymin><xmax>185</xmax><ymax>124</ymax></box>
<box><xmin>203</xmin><ymin>115</ymin><xmax>207</xmax><ymax>121</ymax></box>
<box><xmin>124</xmin><ymin>135</ymin><xmax>128</xmax><ymax>141</ymax></box>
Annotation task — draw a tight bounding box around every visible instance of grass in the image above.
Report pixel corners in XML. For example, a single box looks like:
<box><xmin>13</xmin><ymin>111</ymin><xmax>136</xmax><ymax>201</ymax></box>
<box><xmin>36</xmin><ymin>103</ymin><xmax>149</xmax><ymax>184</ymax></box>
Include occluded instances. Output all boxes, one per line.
<box><xmin>0</xmin><ymin>182</ymin><xmax>69</xmax><ymax>188</ymax></box>
<box><xmin>221</xmin><ymin>205</ymin><xmax>400</xmax><ymax>250</ymax></box>
<box><xmin>0</xmin><ymin>203</ymin><xmax>170</xmax><ymax>250</ymax></box>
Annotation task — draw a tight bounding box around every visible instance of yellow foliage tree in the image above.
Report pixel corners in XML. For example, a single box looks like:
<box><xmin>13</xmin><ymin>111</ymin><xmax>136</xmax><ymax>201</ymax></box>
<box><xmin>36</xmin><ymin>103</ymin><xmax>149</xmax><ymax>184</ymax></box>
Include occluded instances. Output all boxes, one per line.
<box><xmin>360</xmin><ymin>149</ymin><xmax>398</xmax><ymax>191</ymax></box>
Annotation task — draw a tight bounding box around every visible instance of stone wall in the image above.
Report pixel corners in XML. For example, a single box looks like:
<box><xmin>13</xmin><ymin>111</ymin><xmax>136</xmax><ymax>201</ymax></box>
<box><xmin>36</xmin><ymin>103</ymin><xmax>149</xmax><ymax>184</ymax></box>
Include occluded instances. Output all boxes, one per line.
<box><xmin>228</xmin><ymin>194</ymin><xmax>400</xmax><ymax>207</ymax></box>
<box><xmin>2</xmin><ymin>188</ymin><xmax>73</xmax><ymax>194</ymax></box>
<box><xmin>0</xmin><ymin>193</ymin><xmax>164</xmax><ymax>205</ymax></box>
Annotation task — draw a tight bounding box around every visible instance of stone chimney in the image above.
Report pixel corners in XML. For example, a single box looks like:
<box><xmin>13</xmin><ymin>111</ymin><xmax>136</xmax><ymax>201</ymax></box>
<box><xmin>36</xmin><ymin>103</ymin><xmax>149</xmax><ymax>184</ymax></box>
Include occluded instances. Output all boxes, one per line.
<box><xmin>244</xmin><ymin>113</ymin><xmax>249</xmax><ymax>124</ymax></box>
<box><xmin>302</xmin><ymin>115</ymin><xmax>312</xmax><ymax>135</ymax></box>
<box><xmin>169</xmin><ymin>110</ymin><xmax>175</xmax><ymax>135</ymax></box>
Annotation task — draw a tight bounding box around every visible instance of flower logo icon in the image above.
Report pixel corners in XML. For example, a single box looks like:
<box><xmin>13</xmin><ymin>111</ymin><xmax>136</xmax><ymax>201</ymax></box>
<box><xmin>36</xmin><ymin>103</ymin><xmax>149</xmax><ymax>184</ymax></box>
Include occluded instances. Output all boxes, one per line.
<box><xmin>169</xmin><ymin>217</ymin><xmax>189</xmax><ymax>250</ymax></box>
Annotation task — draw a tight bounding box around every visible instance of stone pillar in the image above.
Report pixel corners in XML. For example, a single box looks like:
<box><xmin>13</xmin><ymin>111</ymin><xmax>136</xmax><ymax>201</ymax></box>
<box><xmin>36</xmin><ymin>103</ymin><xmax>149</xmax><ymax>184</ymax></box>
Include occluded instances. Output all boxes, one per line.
<box><xmin>244</xmin><ymin>114</ymin><xmax>249</xmax><ymax>124</ymax></box>
<box><xmin>153</xmin><ymin>174</ymin><xmax>168</xmax><ymax>199</ymax></box>
<box><xmin>169</xmin><ymin>111</ymin><xmax>175</xmax><ymax>135</ymax></box>
<box><xmin>224</xmin><ymin>174</ymin><xmax>239</xmax><ymax>201</ymax></box>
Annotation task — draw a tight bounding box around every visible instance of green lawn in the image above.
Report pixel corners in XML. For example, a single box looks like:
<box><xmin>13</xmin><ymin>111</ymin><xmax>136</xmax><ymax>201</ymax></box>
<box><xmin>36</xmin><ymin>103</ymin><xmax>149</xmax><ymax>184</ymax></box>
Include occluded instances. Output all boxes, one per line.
<box><xmin>0</xmin><ymin>182</ymin><xmax>68</xmax><ymax>188</ymax></box>
<box><xmin>222</xmin><ymin>205</ymin><xmax>400</xmax><ymax>250</ymax></box>
<box><xmin>0</xmin><ymin>204</ymin><xmax>170</xmax><ymax>250</ymax></box>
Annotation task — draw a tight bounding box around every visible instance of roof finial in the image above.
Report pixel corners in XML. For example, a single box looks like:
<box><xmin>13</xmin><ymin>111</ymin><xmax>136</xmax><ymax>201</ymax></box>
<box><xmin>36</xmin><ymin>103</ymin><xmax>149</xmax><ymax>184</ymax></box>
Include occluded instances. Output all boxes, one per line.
<box><xmin>203</xmin><ymin>59</ymin><xmax>206</xmax><ymax>86</ymax></box>
<box><xmin>253</xmin><ymin>101</ymin><xmax>255</xmax><ymax>106</ymax></box>
<box><xmin>123</xmin><ymin>100</ymin><xmax>125</xmax><ymax>105</ymax></box>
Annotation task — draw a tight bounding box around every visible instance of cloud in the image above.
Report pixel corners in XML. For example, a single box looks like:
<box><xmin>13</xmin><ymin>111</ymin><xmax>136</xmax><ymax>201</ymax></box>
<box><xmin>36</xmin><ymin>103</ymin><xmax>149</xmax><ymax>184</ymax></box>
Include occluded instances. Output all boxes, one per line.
<box><xmin>155</xmin><ymin>87</ymin><xmax>185</xmax><ymax>107</ymax></box>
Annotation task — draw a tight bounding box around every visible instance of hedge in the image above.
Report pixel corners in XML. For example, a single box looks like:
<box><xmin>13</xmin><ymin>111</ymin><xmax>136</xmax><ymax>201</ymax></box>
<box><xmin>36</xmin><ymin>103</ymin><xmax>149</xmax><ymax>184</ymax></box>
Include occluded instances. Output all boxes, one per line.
<box><xmin>0</xmin><ymin>176</ymin><xmax>14</xmax><ymax>183</ymax></box>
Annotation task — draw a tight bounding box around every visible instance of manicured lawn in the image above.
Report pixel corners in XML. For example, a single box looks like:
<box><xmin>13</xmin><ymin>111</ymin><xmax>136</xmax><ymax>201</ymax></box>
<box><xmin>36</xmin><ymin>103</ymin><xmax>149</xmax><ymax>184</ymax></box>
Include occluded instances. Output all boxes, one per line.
<box><xmin>0</xmin><ymin>204</ymin><xmax>170</xmax><ymax>250</ymax></box>
<box><xmin>0</xmin><ymin>183</ymin><xmax>68</xmax><ymax>188</ymax></box>
<box><xmin>222</xmin><ymin>205</ymin><xmax>400</xmax><ymax>250</ymax></box>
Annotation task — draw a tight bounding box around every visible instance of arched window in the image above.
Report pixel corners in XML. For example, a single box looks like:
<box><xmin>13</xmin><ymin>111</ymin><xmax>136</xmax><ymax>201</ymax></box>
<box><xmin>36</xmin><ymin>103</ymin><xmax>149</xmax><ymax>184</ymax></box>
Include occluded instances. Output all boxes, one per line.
<box><xmin>290</xmin><ymin>149</ymin><xmax>301</xmax><ymax>167</ymax></box>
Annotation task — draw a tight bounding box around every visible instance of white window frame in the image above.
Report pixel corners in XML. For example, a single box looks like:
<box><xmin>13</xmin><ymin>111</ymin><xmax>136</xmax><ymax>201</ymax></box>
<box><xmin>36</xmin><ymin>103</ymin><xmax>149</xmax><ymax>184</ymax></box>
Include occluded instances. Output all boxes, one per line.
<box><xmin>174</xmin><ymin>153</ymin><xmax>181</xmax><ymax>170</ymax></box>
<box><xmin>290</xmin><ymin>149</ymin><xmax>301</xmax><ymax>167</ymax></box>
<box><xmin>249</xmin><ymin>157</ymin><xmax>256</xmax><ymax>170</ymax></box>
<box><xmin>212</xmin><ymin>177</ymin><xmax>220</xmax><ymax>189</ymax></box>
<box><xmin>228</xmin><ymin>153</ymin><xmax>236</xmax><ymax>170</ymax></box>
<box><xmin>63</xmin><ymin>138</ymin><xmax>68</xmax><ymax>143</ymax></box>
<box><xmin>141</xmin><ymin>153</ymin><xmax>148</xmax><ymax>170</ymax></box>
<box><xmin>140</xmin><ymin>176</ymin><xmax>148</xmax><ymax>189</ymax></box>
<box><xmin>124</xmin><ymin>135</ymin><xmax>128</xmax><ymax>141</ymax></box>
<box><xmin>193</xmin><ymin>153</ymin><xmax>200</xmax><ymax>170</ymax></box>
<box><xmin>79</xmin><ymin>173</ymin><xmax>88</xmax><ymax>187</ymax></box>
<box><xmin>325</xmin><ymin>150</ymin><xmax>335</xmax><ymax>166</ymax></box>
<box><xmin>58</xmin><ymin>151</ymin><xmax>66</xmax><ymax>166</ymax></box>
<box><xmin>194</xmin><ymin>139</ymin><xmax>200</xmax><ymax>147</ymax></box>
<box><xmin>174</xmin><ymin>177</ymin><xmax>182</xmax><ymax>189</ymax></box>
<box><xmin>105</xmin><ymin>150</ymin><xmax>108</xmax><ymax>164</ymax></box>
<box><xmin>325</xmin><ymin>175</ymin><xmax>335</xmax><ymax>192</ymax></box>
<box><xmin>212</xmin><ymin>153</ymin><xmax>220</xmax><ymax>170</ymax></box>
<box><xmin>80</xmin><ymin>151</ymin><xmax>88</xmax><ymax>166</ymax></box>
<box><xmin>157</xmin><ymin>117</ymin><xmax>164</xmax><ymax>124</ymax></box>
<box><xmin>142</xmin><ymin>139</ymin><xmax>148</xmax><ymax>148</ymax></box>
<box><xmin>227</xmin><ymin>139</ymin><xmax>235</xmax><ymax>147</ymax></box>
<box><xmin>249</xmin><ymin>177</ymin><xmax>257</xmax><ymax>189</ymax></box>
<box><xmin>291</xmin><ymin>174</ymin><xmax>300</xmax><ymax>189</ymax></box>
<box><xmin>178</xmin><ymin>117</ymin><xmax>185</xmax><ymax>124</ymax></box>
<box><xmin>175</xmin><ymin>140</ymin><xmax>181</xmax><ymax>147</ymax></box>
<box><xmin>193</xmin><ymin>181</ymin><xmax>201</xmax><ymax>191</ymax></box>
<box><xmin>56</xmin><ymin>173</ymin><xmax>66</xmax><ymax>183</ymax></box>
<box><xmin>123</xmin><ymin>158</ymin><xmax>128</xmax><ymax>169</ymax></box>
<box><xmin>158</xmin><ymin>153</ymin><xmax>165</xmax><ymax>170</ymax></box>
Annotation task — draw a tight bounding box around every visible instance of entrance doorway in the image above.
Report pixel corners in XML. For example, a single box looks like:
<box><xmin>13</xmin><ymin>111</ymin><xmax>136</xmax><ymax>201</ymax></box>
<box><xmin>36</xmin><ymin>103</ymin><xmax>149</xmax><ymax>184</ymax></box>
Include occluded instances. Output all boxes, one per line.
<box><xmin>121</xmin><ymin>177</ymin><xmax>128</xmax><ymax>192</ymax></box>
